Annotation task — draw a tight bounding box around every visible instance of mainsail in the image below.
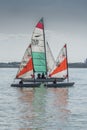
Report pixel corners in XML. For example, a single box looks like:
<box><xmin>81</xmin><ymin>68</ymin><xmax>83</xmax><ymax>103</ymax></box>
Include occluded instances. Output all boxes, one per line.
<box><xmin>16</xmin><ymin>44</ymin><xmax>33</xmax><ymax>79</ymax></box>
<box><xmin>49</xmin><ymin>44</ymin><xmax>68</xmax><ymax>79</ymax></box>
<box><xmin>31</xmin><ymin>18</ymin><xmax>47</xmax><ymax>74</ymax></box>
<box><xmin>16</xmin><ymin>18</ymin><xmax>47</xmax><ymax>79</ymax></box>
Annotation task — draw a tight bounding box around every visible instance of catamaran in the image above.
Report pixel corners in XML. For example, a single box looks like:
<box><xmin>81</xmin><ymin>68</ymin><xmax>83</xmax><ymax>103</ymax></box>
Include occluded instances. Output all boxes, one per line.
<box><xmin>11</xmin><ymin>18</ymin><xmax>74</xmax><ymax>87</ymax></box>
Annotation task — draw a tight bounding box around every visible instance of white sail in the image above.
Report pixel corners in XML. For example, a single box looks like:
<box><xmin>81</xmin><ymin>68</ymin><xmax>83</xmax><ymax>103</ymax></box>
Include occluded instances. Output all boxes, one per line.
<box><xmin>31</xmin><ymin>18</ymin><xmax>47</xmax><ymax>73</ymax></box>
<box><xmin>16</xmin><ymin>18</ymin><xmax>47</xmax><ymax>79</ymax></box>
<box><xmin>16</xmin><ymin>44</ymin><xmax>33</xmax><ymax>79</ymax></box>
<box><xmin>49</xmin><ymin>44</ymin><xmax>68</xmax><ymax>79</ymax></box>
<box><xmin>46</xmin><ymin>42</ymin><xmax>55</xmax><ymax>74</ymax></box>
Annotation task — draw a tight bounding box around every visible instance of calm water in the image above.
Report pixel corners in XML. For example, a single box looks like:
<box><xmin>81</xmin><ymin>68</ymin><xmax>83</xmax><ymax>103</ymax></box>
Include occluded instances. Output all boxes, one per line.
<box><xmin>0</xmin><ymin>68</ymin><xmax>87</xmax><ymax>130</ymax></box>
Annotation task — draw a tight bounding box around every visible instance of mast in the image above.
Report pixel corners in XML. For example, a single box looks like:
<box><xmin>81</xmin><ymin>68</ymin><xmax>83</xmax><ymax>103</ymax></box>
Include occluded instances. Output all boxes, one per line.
<box><xmin>42</xmin><ymin>17</ymin><xmax>48</xmax><ymax>76</ymax></box>
<box><xmin>31</xmin><ymin>44</ymin><xmax>35</xmax><ymax>79</ymax></box>
<box><xmin>65</xmin><ymin>44</ymin><xmax>69</xmax><ymax>82</ymax></box>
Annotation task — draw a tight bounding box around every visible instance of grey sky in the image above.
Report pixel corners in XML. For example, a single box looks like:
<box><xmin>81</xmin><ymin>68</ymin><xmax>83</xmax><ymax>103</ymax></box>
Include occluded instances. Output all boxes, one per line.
<box><xmin>0</xmin><ymin>0</ymin><xmax>87</xmax><ymax>62</ymax></box>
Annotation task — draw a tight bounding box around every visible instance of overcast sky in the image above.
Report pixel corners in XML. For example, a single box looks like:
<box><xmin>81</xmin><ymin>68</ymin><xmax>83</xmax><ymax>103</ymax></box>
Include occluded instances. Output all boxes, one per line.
<box><xmin>0</xmin><ymin>0</ymin><xmax>87</xmax><ymax>63</ymax></box>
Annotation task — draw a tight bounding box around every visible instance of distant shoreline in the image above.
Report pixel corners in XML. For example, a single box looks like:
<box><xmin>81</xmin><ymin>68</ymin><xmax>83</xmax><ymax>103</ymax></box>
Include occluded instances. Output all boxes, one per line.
<box><xmin>0</xmin><ymin>62</ymin><xmax>87</xmax><ymax>68</ymax></box>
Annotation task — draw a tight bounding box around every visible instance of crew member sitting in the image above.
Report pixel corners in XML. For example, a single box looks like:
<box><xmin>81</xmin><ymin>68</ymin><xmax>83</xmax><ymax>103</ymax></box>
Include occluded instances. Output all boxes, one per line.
<box><xmin>53</xmin><ymin>78</ymin><xmax>56</xmax><ymax>84</ymax></box>
<box><xmin>41</xmin><ymin>73</ymin><xmax>46</xmax><ymax>79</ymax></box>
<box><xmin>37</xmin><ymin>73</ymin><xmax>41</xmax><ymax>79</ymax></box>
<box><xmin>19</xmin><ymin>80</ymin><xmax>23</xmax><ymax>85</ymax></box>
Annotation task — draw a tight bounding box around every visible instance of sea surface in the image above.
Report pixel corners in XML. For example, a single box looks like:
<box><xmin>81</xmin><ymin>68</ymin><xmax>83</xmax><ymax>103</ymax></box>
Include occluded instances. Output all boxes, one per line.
<box><xmin>0</xmin><ymin>68</ymin><xmax>87</xmax><ymax>130</ymax></box>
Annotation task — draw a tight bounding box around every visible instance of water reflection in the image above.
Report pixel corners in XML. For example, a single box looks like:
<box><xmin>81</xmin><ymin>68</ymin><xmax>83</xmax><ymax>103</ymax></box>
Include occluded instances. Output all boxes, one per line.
<box><xmin>17</xmin><ymin>86</ymin><xmax>47</xmax><ymax>129</ymax></box>
<box><xmin>1</xmin><ymin>68</ymin><xmax>87</xmax><ymax>130</ymax></box>
<box><xmin>19</xmin><ymin>128</ymin><xmax>32</xmax><ymax>130</ymax></box>
<box><xmin>52</xmin><ymin>88</ymin><xmax>68</xmax><ymax>107</ymax></box>
<box><xmin>17</xmin><ymin>86</ymin><xmax>70</xmax><ymax>129</ymax></box>
<box><xmin>17</xmin><ymin>88</ymin><xmax>35</xmax><ymax>129</ymax></box>
<box><xmin>19</xmin><ymin>88</ymin><xmax>34</xmax><ymax>105</ymax></box>
<box><xmin>45</xmin><ymin>88</ymin><xmax>70</xmax><ymax>129</ymax></box>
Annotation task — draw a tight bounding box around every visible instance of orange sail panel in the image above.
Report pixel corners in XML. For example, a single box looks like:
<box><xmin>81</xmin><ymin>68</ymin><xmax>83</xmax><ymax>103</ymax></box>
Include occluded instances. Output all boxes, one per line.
<box><xmin>16</xmin><ymin>44</ymin><xmax>34</xmax><ymax>79</ymax></box>
<box><xmin>16</xmin><ymin>58</ymin><xmax>33</xmax><ymax>78</ymax></box>
<box><xmin>49</xmin><ymin>58</ymin><xmax>67</xmax><ymax>77</ymax></box>
<box><xmin>49</xmin><ymin>44</ymin><xmax>68</xmax><ymax>78</ymax></box>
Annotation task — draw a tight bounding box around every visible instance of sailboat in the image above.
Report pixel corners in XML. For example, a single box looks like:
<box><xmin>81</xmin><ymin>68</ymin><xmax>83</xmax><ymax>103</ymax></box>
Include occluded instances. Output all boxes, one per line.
<box><xmin>45</xmin><ymin>44</ymin><xmax>74</xmax><ymax>87</ymax></box>
<box><xmin>11</xmin><ymin>18</ymin><xmax>74</xmax><ymax>87</ymax></box>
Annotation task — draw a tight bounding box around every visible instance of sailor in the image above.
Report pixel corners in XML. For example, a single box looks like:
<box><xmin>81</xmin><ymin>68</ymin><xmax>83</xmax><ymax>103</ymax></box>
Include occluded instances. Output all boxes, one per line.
<box><xmin>53</xmin><ymin>78</ymin><xmax>56</xmax><ymax>84</ymax></box>
<box><xmin>37</xmin><ymin>73</ymin><xmax>41</xmax><ymax>79</ymax></box>
<box><xmin>41</xmin><ymin>73</ymin><xmax>46</xmax><ymax>79</ymax></box>
<box><xmin>19</xmin><ymin>80</ymin><xmax>23</xmax><ymax>85</ymax></box>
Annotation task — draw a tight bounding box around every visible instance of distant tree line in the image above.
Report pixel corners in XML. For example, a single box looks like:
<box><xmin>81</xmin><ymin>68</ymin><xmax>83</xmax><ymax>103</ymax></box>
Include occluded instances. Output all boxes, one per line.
<box><xmin>0</xmin><ymin>61</ymin><xmax>87</xmax><ymax>68</ymax></box>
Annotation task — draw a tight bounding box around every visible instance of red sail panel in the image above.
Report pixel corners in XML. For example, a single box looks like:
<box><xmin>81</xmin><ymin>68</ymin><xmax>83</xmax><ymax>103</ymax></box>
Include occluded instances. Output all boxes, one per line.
<box><xmin>16</xmin><ymin>58</ymin><xmax>33</xmax><ymax>78</ymax></box>
<box><xmin>36</xmin><ymin>18</ymin><xmax>44</xmax><ymax>29</ymax></box>
<box><xmin>49</xmin><ymin>58</ymin><xmax>67</xmax><ymax>77</ymax></box>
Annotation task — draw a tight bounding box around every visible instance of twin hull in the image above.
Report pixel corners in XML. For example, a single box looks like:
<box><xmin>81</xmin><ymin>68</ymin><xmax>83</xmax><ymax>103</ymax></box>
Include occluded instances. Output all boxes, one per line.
<box><xmin>21</xmin><ymin>78</ymin><xmax>65</xmax><ymax>82</ymax></box>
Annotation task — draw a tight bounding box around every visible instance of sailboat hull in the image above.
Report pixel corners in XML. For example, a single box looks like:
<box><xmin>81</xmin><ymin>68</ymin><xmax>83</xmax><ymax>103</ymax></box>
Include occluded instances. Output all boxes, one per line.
<box><xmin>22</xmin><ymin>78</ymin><xmax>65</xmax><ymax>82</ymax></box>
<box><xmin>44</xmin><ymin>82</ymin><xmax>75</xmax><ymax>88</ymax></box>
<box><xmin>11</xmin><ymin>83</ymin><xmax>41</xmax><ymax>88</ymax></box>
<box><xmin>11</xmin><ymin>82</ymin><xmax>74</xmax><ymax>88</ymax></box>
